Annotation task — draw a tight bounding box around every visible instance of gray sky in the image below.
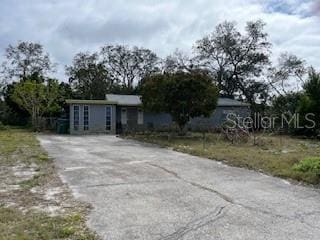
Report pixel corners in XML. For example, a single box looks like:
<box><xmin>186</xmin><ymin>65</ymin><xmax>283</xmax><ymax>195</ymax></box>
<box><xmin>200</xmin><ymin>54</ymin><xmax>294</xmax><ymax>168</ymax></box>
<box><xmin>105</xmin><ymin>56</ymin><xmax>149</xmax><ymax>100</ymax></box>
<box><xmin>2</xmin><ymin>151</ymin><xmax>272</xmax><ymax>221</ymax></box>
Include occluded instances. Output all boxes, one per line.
<box><xmin>1</xmin><ymin>0</ymin><xmax>320</xmax><ymax>81</ymax></box>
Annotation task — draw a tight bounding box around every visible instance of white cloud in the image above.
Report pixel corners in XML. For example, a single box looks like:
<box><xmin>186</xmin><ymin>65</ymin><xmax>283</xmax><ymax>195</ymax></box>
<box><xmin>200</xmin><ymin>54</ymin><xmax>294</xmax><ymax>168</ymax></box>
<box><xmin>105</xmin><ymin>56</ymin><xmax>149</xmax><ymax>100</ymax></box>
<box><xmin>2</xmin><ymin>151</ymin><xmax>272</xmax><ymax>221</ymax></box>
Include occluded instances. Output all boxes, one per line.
<box><xmin>0</xmin><ymin>0</ymin><xmax>319</xmax><ymax>81</ymax></box>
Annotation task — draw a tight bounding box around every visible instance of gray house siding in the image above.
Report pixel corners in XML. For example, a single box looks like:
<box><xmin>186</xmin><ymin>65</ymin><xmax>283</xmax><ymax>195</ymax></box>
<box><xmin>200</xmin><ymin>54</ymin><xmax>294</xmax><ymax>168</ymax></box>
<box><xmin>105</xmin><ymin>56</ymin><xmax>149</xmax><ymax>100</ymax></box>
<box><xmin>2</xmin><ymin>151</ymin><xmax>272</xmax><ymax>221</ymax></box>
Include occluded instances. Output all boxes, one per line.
<box><xmin>188</xmin><ymin>106</ymin><xmax>251</xmax><ymax>131</ymax></box>
<box><xmin>116</xmin><ymin>106</ymin><xmax>140</xmax><ymax>131</ymax></box>
<box><xmin>69</xmin><ymin>104</ymin><xmax>116</xmax><ymax>135</ymax></box>
<box><xmin>67</xmin><ymin>96</ymin><xmax>251</xmax><ymax>134</ymax></box>
<box><xmin>143</xmin><ymin>106</ymin><xmax>250</xmax><ymax>131</ymax></box>
<box><xmin>116</xmin><ymin>106</ymin><xmax>172</xmax><ymax>131</ymax></box>
<box><xmin>144</xmin><ymin>112</ymin><xmax>172</xmax><ymax>130</ymax></box>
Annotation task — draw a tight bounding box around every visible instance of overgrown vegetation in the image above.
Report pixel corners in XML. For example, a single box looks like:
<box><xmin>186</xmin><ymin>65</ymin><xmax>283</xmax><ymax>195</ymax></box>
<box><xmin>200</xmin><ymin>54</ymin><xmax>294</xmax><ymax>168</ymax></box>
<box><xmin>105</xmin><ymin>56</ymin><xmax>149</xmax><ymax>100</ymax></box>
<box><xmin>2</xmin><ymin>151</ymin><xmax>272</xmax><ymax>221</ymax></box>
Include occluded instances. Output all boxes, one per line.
<box><xmin>0</xmin><ymin>208</ymin><xmax>96</xmax><ymax>240</ymax></box>
<box><xmin>1</xmin><ymin>20</ymin><xmax>320</xmax><ymax>136</ymax></box>
<box><xmin>128</xmin><ymin>133</ymin><xmax>320</xmax><ymax>185</ymax></box>
<box><xmin>293</xmin><ymin>157</ymin><xmax>320</xmax><ymax>177</ymax></box>
<box><xmin>0</xmin><ymin>128</ymin><xmax>98</xmax><ymax>240</ymax></box>
<box><xmin>141</xmin><ymin>71</ymin><xmax>219</xmax><ymax>131</ymax></box>
<box><xmin>270</xmin><ymin>68</ymin><xmax>320</xmax><ymax>136</ymax></box>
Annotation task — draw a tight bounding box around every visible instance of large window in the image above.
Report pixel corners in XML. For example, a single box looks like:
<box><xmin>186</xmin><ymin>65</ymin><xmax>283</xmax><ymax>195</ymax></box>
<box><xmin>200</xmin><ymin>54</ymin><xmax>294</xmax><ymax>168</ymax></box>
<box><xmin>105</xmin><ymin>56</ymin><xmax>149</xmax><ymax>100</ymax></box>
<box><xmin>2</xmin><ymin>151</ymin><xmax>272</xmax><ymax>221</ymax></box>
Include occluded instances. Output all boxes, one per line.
<box><xmin>138</xmin><ymin>108</ymin><xmax>144</xmax><ymax>125</ymax></box>
<box><xmin>73</xmin><ymin>105</ymin><xmax>80</xmax><ymax>131</ymax></box>
<box><xmin>83</xmin><ymin>105</ymin><xmax>89</xmax><ymax>131</ymax></box>
<box><xmin>106</xmin><ymin>106</ymin><xmax>112</xmax><ymax>131</ymax></box>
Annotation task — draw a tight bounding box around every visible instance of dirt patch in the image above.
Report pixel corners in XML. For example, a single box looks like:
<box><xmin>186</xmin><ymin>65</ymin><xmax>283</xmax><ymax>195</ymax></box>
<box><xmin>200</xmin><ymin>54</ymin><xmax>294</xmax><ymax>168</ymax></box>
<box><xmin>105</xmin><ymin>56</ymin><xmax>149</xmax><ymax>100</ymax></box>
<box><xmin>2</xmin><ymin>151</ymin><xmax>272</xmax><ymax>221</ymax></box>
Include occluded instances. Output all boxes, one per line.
<box><xmin>0</xmin><ymin>160</ymin><xmax>92</xmax><ymax>216</ymax></box>
<box><xmin>0</xmin><ymin>129</ymin><xmax>98</xmax><ymax>239</ymax></box>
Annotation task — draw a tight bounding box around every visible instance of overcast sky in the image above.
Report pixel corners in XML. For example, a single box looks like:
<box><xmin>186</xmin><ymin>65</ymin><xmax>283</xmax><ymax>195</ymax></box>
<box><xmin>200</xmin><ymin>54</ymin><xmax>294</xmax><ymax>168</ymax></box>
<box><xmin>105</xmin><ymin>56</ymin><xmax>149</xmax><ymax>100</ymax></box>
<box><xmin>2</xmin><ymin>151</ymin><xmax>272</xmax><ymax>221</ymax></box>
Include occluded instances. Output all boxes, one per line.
<box><xmin>1</xmin><ymin>0</ymin><xmax>320</xmax><ymax>81</ymax></box>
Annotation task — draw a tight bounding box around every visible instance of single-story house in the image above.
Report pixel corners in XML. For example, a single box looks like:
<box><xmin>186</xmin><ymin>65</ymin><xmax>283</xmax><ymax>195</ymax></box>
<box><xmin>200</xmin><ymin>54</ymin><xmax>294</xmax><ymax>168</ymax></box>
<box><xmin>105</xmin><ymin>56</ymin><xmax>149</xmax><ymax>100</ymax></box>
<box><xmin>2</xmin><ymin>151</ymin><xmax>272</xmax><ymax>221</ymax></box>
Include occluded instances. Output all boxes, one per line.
<box><xmin>66</xmin><ymin>94</ymin><xmax>250</xmax><ymax>134</ymax></box>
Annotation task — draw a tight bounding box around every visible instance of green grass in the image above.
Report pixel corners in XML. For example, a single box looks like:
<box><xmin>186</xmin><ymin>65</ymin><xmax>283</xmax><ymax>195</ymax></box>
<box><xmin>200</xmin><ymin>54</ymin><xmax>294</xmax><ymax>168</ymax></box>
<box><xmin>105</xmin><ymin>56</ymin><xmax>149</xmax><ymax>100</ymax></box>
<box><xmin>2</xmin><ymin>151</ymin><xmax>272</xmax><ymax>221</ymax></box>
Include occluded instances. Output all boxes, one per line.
<box><xmin>0</xmin><ymin>128</ymin><xmax>46</xmax><ymax>165</ymax></box>
<box><xmin>293</xmin><ymin>157</ymin><xmax>320</xmax><ymax>176</ymax></box>
<box><xmin>0</xmin><ymin>208</ymin><xmax>96</xmax><ymax>240</ymax></box>
<box><xmin>0</xmin><ymin>128</ymin><xmax>98</xmax><ymax>240</ymax></box>
<box><xmin>128</xmin><ymin>132</ymin><xmax>320</xmax><ymax>185</ymax></box>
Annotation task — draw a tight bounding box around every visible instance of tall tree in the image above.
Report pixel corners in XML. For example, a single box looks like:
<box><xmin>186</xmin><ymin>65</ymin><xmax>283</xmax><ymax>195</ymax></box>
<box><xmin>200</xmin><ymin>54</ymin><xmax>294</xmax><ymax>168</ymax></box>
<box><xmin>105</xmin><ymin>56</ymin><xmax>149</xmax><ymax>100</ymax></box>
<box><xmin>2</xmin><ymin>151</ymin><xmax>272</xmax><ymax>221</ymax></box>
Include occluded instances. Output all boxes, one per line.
<box><xmin>66</xmin><ymin>52</ymin><xmax>111</xmax><ymax>100</ymax></box>
<box><xmin>1</xmin><ymin>41</ymin><xmax>54</xmax><ymax>81</ymax></box>
<box><xmin>268</xmin><ymin>52</ymin><xmax>307</xmax><ymax>96</ymax></box>
<box><xmin>298</xmin><ymin>68</ymin><xmax>320</xmax><ymax>135</ymax></box>
<box><xmin>163</xmin><ymin>50</ymin><xmax>197</xmax><ymax>73</ymax></box>
<box><xmin>11</xmin><ymin>78</ymin><xmax>61</xmax><ymax>130</ymax></box>
<box><xmin>194</xmin><ymin>20</ymin><xmax>271</xmax><ymax>102</ymax></box>
<box><xmin>141</xmin><ymin>71</ymin><xmax>219</xmax><ymax>131</ymax></box>
<box><xmin>100</xmin><ymin>45</ymin><xmax>159</xmax><ymax>92</ymax></box>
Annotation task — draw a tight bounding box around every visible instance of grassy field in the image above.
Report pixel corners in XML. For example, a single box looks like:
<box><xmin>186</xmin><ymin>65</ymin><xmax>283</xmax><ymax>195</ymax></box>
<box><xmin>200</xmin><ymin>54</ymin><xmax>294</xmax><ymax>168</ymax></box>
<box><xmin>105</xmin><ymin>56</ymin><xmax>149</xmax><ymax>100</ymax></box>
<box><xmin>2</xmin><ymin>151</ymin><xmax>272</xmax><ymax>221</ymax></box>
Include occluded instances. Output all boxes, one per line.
<box><xmin>0</xmin><ymin>128</ymin><xmax>98</xmax><ymax>240</ymax></box>
<box><xmin>128</xmin><ymin>132</ymin><xmax>320</xmax><ymax>185</ymax></box>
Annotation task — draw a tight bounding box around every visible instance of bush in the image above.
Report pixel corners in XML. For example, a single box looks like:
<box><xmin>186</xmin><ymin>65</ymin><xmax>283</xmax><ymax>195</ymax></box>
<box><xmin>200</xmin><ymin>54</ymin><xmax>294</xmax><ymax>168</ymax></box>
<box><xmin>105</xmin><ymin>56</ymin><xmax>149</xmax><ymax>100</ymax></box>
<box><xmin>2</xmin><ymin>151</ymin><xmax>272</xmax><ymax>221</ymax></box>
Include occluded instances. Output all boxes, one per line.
<box><xmin>293</xmin><ymin>157</ymin><xmax>320</xmax><ymax>176</ymax></box>
<box><xmin>0</xmin><ymin>121</ymin><xmax>8</xmax><ymax>130</ymax></box>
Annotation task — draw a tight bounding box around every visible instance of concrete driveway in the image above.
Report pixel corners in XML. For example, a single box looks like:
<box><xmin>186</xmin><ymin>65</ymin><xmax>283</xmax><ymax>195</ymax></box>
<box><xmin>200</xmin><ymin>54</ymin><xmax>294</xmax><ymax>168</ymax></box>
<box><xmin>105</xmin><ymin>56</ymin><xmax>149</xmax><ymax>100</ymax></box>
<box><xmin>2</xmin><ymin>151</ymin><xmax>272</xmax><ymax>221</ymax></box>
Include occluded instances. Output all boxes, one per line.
<box><xmin>38</xmin><ymin>135</ymin><xmax>320</xmax><ymax>240</ymax></box>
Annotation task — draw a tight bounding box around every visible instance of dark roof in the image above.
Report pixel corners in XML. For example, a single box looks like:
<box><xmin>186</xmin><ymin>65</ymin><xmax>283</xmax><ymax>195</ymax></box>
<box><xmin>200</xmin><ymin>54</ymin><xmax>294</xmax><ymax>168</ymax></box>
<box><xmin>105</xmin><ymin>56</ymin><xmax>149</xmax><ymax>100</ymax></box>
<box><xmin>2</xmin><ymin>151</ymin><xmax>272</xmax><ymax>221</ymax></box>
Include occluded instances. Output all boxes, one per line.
<box><xmin>66</xmin><ymin>99</ymin><xmax>117</xmax><ymax>105</ymax></box>
<box><xmin>106</xmin><ymin>94</ymin><xmax>250</xmax><ymax>107</ymax></box>
<box><xmin>105</xmin><ymin>94</ymin><xmax>142</xmax><ymax>106</ymax></box>
<box><xmin>217</xmin><ymin>98</ymin><xmax>250</xmax><ymax>107</ymax></box>
<box><xmin>67</xmin><ymin>95</ymin><xmax>250</xmax><ymax>107</ymax></box>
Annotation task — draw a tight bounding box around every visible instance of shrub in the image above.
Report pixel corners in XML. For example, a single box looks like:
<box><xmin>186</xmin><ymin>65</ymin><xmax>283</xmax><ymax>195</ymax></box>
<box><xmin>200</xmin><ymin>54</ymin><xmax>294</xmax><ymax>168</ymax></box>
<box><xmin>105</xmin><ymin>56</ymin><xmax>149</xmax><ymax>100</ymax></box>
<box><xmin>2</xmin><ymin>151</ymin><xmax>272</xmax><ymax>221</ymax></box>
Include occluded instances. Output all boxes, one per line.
<box><xmin>293</xmin><ymin>157</ymin><xmax>320</xmax><ymax>176</ymax></box>
<box><xmin>0</xmin><ymin>121</ymin><xmax>8</xmax><ymax>130</ymax></box>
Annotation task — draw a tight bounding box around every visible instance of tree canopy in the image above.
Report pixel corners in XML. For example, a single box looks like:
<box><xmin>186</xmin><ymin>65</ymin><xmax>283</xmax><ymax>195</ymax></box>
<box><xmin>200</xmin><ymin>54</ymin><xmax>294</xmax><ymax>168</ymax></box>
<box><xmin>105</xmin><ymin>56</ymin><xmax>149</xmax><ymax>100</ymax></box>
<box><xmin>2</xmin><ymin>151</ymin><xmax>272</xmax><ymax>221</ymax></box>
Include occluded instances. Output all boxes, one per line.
<box><xmin>141</xmin><ymin>71</ymin><xmax>219</xmax><ymax>131</ymax></box>
<box><xmin>1</xmin><ymin>41</ymin><xmax>54</xmax><ymax>81</ymax></box>
<box><xmin>194</xmin><ymin>20</ymin><xmax>270</xmax><ymax>103</ymax></box>
<box><xmin>66</xmin><ymin>52</ymin><xmax>111</xmax><ymax>99</ymax></box>
<box><xmin>11</xmin><ymin>78</ymin><xmax>61</xmax><ymax>130</ymax></box>
<box><xmin>268</xmin><ymin>52</ymin><xmax>307</xmax><ymax>96</ymax></box>
<box><xmin>100</xmin><ymin>45</ymin><xmax>159</xmax><ymax>92</ymax></box>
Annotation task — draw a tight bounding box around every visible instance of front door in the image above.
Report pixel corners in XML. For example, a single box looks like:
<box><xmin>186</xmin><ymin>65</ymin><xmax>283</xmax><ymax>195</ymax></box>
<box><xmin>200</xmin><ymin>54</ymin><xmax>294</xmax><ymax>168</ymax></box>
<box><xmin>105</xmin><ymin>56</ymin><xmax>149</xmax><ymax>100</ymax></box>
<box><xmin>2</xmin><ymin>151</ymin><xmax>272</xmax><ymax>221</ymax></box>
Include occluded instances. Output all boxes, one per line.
<box><xmin>127</xmin><ymin>107</ymin><xmax>138</xmax><ymax>130</ymax></box>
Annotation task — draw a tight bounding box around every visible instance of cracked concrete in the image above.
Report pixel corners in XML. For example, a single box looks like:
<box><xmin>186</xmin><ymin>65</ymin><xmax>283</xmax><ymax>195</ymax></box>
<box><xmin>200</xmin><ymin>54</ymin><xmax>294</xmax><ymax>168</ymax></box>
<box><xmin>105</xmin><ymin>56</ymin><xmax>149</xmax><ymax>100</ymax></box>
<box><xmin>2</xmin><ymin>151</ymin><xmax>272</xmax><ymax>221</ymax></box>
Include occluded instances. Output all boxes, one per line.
<box><xmin>38</xmin><ymin>135</ymin><xmax>320</xmax><ymax>240</ymax></box>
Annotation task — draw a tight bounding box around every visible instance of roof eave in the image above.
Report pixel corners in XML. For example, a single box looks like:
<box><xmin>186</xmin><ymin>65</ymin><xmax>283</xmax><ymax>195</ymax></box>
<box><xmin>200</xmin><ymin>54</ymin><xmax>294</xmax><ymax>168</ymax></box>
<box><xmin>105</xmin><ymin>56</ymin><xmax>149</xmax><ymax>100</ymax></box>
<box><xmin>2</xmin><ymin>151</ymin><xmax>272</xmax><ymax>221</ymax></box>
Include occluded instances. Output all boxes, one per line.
<box><xmin>65</xmin><ymin>99</ymin><xmax>117</xmax><ymax>105</ymax></box>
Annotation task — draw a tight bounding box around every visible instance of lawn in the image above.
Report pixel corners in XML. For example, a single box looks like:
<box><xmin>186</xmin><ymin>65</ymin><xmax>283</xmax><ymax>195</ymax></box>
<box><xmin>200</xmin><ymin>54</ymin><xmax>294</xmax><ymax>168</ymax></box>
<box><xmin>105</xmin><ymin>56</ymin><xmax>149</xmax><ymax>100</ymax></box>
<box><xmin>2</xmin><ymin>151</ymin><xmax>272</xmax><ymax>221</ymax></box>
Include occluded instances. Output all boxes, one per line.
<box><xmin>0</xmin><ymin>128</ymin><xmax>98</xmax><ymax>240</ymax></box>
<box><xmin>128</xmin><ymin>132</ymin><xmax>320</xmax><ymax>185</ymax></box>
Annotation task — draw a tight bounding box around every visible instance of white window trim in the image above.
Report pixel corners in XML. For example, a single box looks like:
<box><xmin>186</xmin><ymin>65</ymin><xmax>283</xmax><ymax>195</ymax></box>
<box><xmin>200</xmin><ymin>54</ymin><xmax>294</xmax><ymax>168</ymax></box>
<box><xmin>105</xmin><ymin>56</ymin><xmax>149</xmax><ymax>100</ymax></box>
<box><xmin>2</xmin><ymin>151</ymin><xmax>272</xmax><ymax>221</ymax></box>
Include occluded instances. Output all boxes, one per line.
<box><xmin>83</xmin><ymin>105</ymin><xmax>90</xmax><ymax>131</ymax></box>
<box><xmin>105</xmin><ymin>105</ymin><xmax>112</xmax><ymax>131</ymax></box>
<box><xmin>121</xmin><ymin>108</ymin><xmax>127</xmax><ymax>125</ymax></box>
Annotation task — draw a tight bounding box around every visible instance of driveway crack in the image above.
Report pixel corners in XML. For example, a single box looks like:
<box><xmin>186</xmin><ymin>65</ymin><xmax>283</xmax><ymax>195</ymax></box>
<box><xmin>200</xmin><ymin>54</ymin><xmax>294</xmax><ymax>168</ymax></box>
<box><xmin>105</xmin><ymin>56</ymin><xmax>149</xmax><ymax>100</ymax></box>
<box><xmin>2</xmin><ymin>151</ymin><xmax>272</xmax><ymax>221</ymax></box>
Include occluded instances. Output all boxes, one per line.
<box><xmin>147</xmin><ymin>163</ymin><xmax>320</xmax><ymax>232</ymax></box>
<box><xmin>78</xmin><ymin>179</ymin><xmax>177</xmax><ymax>189</ymax></box>
<box><xmin>147</xmin><ymin>163</ymin><xmax>234</xmax><ymax>204</ymax></box>
<box><xmin>158</xmin><ymin>205</ymin><xmax>229</xmax><ymax>240</ymax></box>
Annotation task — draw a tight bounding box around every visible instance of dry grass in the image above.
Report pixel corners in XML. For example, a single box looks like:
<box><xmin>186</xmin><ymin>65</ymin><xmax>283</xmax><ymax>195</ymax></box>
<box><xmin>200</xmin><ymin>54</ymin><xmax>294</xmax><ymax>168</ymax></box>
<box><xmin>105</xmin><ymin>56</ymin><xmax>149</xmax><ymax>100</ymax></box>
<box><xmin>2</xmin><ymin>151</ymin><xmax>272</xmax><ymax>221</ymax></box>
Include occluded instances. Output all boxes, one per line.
<box><xmin>0</xmin><ymin>128</ymin><xmax>98</xmax><ymax>240</ymax></box>
<box><xmin>129</xmin><ymin>132</ymin><xmax>320</xmax><ymax>185</ymax></box>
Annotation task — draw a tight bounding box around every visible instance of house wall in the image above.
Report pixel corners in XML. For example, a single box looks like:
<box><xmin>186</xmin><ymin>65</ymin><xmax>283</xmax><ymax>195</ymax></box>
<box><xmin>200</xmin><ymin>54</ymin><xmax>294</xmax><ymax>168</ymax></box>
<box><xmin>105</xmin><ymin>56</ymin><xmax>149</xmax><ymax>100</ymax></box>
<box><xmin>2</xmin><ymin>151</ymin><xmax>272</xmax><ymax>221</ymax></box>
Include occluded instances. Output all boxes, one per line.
<box><xmin>69</xmin><ymin>104</ymin><xmax>116</xmax><ymax>135</ymax></box>
<box><xmin>116</xmin><ymin>106</ymin><xmax>172</xmax><ymax>132</ymax></box>
<box><xmin>188</xmin><ymin>106</ymin><xmax>251</xmax><ymax>131</ymax></box>
<box><xmin>68</xmin><ymin>104</ymin><xmax>250</xmax><ymax>134</ymax></box>
<box><xmin>116</xmin><ymin>105</ymin><xmax>250</xmax><ymax>132</ymax></box>
<box><xmin>143</xmin><ymin>112</ymin><xmax>173</xmax><ymax>130</ymax></box>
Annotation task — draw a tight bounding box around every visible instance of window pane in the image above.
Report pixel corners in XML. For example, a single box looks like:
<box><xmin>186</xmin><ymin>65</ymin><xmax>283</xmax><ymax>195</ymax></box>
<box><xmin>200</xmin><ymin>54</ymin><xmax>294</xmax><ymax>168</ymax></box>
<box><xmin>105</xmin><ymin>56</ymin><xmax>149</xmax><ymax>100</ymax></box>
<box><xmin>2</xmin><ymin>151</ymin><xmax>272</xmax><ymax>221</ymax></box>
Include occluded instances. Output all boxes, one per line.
<box><xmin>106</xmin><ymin>106</ymin><xmax>112</xmax><ymax>131</ymax></box>
<box><xmin>74</xmin><ymin>106</ymin><xmax>79</xmax><ymax>131</ymax></box>
<box><xmin>84</xmin><ymin>106</ymin><xmax>89</xmax><ymax>131</ymax></box>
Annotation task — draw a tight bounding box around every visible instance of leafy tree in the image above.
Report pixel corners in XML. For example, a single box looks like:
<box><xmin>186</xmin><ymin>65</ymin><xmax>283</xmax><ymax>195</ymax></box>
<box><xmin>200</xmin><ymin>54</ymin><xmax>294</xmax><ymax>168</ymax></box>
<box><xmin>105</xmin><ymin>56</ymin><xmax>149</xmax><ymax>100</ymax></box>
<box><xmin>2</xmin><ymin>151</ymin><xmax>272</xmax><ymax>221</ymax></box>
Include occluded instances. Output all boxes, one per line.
<box><xmin>141</xmin><ymin>71</ymin><xmax>219</xmax><ymax>131</ymax></box>
<box><xmin>270</xmin><ymin>92</ymin><xmax>302</xmax><ymax>132</ymax></box>
<box><xmin>241</xmin><ymin>80</ymin><xmax>270</xmax><ymax>113</ymax></box>
<box><xmin>268</xmin><ymin>52</ymin><xmax>306</xmax><ymax>96</ymax></box>
<box><xmin>1</xmin><ymin>83</ymin><xmax>30</xmax><ymax>125</ymax></box>
<box><xmin>101</xmin><ymin>45</ymin><xmax>159</xmax><ymax>92</ymax></box>
<box><xmin>163</xmin><ymin>50</ymin><xmax>197</xmax><ymax>73</ymax></box>
<box><xmin>66</xmin><ymin>52</ymin><xmax>111</xmax><ymax>99</ymax></box>
<box><xmin>271</xmin><ymin>69</ymin><xmax>320</xmax><ymax>135</ymax></box>
<box><xmin>298</xmin><ymin>68</ymin><xmax>320</xmax><ymax>135</ymax></box>
<box><xmin>272</xmin><ymin>92</ymin><xmax>302</xmax><ymax>117</ymax></box>
<box><xmin>11</xmin><ymin>79</ymin><xmax>61</xmax><ymax>130</ymax></box>
<box><xmin>1</xmin><ymin>41</ymin><xmax>54</xmax><ymax>81</ymax></box>
<box><xmin>194</xmin><ymin>20</ymin><xmax>270</xmax><ymax>103</ymax></box>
